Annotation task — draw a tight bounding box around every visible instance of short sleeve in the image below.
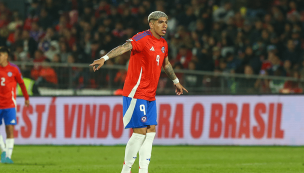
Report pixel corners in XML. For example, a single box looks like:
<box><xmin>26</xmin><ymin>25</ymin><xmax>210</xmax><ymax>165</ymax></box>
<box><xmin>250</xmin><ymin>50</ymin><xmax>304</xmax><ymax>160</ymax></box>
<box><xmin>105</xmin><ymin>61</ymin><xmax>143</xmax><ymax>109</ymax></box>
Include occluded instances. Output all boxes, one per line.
<box><xmin>129</xmin><ymin>32</ymin><xmax>149</xmax><ymax>52</ymax></box>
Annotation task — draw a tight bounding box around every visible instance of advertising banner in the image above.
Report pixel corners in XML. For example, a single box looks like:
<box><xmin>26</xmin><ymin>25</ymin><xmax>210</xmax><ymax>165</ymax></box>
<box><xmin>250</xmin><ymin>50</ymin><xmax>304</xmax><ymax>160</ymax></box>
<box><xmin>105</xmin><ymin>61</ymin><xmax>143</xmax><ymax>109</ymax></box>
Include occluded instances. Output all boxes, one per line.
<box><xmin>0</xmin><ymin>96</ymin><xmax>303</xmax><ymax>145</ymax></box>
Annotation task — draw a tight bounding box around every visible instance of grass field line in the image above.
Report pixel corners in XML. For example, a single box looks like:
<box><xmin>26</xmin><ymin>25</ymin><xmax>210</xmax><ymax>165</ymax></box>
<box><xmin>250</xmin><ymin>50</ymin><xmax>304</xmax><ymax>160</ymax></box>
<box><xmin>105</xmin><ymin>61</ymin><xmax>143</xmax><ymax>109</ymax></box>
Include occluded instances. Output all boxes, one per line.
<box><xmin>0</xmin><ymin>146</ymin><xmax>303</xmax><ymax>173</ymax></box>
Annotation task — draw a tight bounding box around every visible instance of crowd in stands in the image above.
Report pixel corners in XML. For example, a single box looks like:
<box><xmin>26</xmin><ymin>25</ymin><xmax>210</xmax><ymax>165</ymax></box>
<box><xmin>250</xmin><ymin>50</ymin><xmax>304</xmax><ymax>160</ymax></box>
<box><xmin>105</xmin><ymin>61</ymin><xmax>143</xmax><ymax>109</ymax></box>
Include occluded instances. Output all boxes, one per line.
<box><xmin>1</xmin><ymin>0</ymin><xmax>304</xmax><ymax>93</ymax></box>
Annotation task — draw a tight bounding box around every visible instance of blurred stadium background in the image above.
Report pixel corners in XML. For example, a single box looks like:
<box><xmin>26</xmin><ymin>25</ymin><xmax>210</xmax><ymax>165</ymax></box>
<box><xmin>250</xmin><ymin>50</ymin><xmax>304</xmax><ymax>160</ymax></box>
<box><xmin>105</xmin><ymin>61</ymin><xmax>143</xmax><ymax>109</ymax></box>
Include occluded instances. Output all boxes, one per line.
<box><xmin>0</xmin><ymin>0</ymin><xmax>304</xmax><ymax>172</ymax></box>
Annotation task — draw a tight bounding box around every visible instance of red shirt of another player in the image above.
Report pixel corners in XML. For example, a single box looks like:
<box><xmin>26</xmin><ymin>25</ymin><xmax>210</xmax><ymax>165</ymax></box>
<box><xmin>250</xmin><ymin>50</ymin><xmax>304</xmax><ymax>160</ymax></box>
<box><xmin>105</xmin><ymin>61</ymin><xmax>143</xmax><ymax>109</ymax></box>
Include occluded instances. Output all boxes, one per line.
<box><xmin>123</xmin><ymin>30</ymin><xmax>168</xmax><ymax>101</ymax></box>
<box><xmin>0</xmin><ymin>63</ymin><xmax>29</xmax><ymax>109</ymax></box>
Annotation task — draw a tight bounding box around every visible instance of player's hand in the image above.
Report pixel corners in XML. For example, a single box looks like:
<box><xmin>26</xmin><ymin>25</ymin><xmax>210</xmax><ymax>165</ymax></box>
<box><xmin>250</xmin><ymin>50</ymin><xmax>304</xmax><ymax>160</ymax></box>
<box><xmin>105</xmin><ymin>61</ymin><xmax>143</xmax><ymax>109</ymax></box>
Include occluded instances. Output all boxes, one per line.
<box><xmin>25</xmin><ymin>100</ymin><xmax>30</xmax><ymax>107</ymax></box>
<box><xmin>174</xmin><ymin>83</ymin><xmax>188</xmax><ymax>95</ymax></box>
<box><xmin>89</xmin><ymin>58</ymin><xmax>105</xmax><ymax>72</ymax></box>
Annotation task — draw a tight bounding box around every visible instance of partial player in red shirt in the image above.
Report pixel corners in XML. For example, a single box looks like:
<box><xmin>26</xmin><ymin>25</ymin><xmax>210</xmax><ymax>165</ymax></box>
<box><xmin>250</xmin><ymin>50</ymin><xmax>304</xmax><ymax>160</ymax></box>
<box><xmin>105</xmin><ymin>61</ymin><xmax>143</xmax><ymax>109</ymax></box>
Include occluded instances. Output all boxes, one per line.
<box><xmin>90</xmin><ymin>11</ymin><xmax>187</xmax><ymax>173</ymax></box>
<box><xmin>0</xmin><ymin>47</ymin><xmax>30</xmax><ymax>164</ymax></box>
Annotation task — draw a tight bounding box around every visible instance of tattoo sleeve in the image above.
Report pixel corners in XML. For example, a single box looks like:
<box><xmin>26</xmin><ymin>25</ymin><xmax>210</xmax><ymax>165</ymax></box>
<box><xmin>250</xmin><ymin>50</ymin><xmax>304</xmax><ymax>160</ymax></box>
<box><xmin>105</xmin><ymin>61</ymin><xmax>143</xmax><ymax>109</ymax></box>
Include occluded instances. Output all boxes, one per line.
<box><xmin>163</xmin><ymin>57</ymin><xmax>177</xmax><ymax>81</ymax></box>
<box><xmin>106</xmin><ymin>41</ymin><xmax>133</xmax><ymax>59</ymax></box>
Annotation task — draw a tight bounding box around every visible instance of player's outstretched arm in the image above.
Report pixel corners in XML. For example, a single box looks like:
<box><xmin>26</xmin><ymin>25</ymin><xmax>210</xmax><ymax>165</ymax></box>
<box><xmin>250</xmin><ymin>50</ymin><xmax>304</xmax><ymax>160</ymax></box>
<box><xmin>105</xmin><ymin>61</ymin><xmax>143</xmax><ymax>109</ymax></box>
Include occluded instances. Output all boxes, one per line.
<box><xmin>162</xmin><ymin>57</ymin><xmax>188</xmax><ymax>95</ymax></box>
<box><xmin>89</xmin><ymin>42</ymin><xmax>133</xmax><ymax>72</ymax></box>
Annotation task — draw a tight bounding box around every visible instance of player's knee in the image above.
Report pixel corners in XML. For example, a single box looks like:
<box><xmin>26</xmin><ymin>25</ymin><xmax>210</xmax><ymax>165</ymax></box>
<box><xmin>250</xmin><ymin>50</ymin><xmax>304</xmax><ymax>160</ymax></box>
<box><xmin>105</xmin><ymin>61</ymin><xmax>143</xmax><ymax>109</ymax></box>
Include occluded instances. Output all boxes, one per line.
<box><xmin>147</xmin><ymin>125</ymin><xmax>156</xmax><ymax>132</ymax></box>
<box><xmin>134</xmin><ymin>131</ymin><xmax>146</xmax><ymax>135</ymax></box>
<box><xmin>133</xmin><ymin>127</ymin><xmax>147</xmax><ymax>135</ymax></box>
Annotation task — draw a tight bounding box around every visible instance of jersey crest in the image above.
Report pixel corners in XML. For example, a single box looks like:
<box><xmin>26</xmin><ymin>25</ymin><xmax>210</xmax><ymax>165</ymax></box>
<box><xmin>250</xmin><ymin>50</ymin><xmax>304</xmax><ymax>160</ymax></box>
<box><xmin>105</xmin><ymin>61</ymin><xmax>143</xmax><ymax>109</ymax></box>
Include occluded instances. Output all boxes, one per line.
<box><xmin>141</xmin><ymin>116</ymin><xmax>147</xmax><ymax>122</ymax></box>
<box><xmin>7</xmin><ymin>72</ymin><xmax>12</xmax><ymax>77</ymax></box>
<box><xmin>161</xmin><ymin>46</ymin><xmax>165</xmax><ymax>53</ymax></box>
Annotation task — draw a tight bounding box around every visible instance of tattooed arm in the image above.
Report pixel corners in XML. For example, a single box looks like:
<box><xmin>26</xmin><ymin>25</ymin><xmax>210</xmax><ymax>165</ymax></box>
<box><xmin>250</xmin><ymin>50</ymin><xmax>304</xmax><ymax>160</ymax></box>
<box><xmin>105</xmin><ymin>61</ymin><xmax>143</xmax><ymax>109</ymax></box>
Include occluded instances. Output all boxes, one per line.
<box><xmin>162</xmin><ymin>57</ymin><xmax>188</xmax><ymax>95</ymax></box>
<box><xmin>106</xmin><ymin>42</ymin><xmax>133</xmax><ymax>59</ymax></box>
<box><xmin>163</xmin><ymin>56</ymin><xmax>178</xmax><ymax>81</ymax></box>
<box><xmin>90</xmin><ymin>42</ymin><xmax>133</xmax><ymax>71</ymax></box>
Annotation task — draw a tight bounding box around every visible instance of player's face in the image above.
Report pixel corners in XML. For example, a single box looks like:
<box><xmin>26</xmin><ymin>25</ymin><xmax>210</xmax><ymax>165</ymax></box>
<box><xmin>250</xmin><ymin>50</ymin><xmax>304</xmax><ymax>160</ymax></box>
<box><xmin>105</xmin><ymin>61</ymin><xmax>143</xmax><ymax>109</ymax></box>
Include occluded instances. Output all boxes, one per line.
<box><xmin>151</xmin><ymin>17</ymin><xmax>168</xmax><ymax>37</ymax></box>
<box><xmin>0</xmin><ymin>52</ymin><xmax>8</xmax><ymax>65</ymax></box>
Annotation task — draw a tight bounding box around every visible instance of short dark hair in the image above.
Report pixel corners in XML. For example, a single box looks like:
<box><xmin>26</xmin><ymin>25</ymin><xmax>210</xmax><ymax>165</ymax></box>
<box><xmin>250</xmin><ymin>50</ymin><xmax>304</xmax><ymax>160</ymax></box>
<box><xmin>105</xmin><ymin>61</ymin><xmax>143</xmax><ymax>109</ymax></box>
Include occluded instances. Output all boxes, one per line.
<box><xmin>0</xmin><ymin>47</ymin><xmax>10</xmax><ymax>54</ymax></box>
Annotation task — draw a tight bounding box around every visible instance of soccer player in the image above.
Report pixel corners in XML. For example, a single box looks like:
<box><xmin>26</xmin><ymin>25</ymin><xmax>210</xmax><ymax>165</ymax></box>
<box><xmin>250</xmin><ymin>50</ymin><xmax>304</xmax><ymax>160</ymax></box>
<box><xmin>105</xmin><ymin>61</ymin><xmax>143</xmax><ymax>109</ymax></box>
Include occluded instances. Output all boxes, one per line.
<box><xmin>0</xmin><ymin>47</ymin><xmax>30</xmax><ymax>163</ymax></box>
<box><xmin>90</xmin><ymin>11</ymin><xmax>187</xmax><ymax>173</ymax></box>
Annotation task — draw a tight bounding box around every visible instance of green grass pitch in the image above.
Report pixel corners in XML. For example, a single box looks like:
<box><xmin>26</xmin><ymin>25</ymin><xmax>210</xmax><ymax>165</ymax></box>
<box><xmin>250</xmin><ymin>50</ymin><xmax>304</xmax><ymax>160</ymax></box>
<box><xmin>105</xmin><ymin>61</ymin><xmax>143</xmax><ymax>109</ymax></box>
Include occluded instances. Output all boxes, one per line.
<box><xmin>0</xmin><ymin>145</ymin><xmax>303</xmax><ymax>173</ymax></box>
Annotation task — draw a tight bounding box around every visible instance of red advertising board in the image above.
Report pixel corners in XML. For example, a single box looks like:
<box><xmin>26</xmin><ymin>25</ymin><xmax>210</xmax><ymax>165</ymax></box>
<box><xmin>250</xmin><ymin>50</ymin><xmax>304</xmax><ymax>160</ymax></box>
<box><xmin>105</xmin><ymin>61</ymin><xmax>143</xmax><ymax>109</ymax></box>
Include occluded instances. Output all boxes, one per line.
<box><xmin>0</xmin><ymin>96</ymin><xmax>302</xmax><ymax>145</ymax></box>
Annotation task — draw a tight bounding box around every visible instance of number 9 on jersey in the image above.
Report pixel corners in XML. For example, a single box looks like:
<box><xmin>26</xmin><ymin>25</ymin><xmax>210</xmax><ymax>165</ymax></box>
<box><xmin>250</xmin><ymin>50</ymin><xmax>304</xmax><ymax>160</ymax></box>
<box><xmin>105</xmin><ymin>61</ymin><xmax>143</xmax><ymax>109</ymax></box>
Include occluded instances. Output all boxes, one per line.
<box><xmin>156</xmin><ymin>55</ymin><xmax>160</xmax><ymax>66</ymax></box>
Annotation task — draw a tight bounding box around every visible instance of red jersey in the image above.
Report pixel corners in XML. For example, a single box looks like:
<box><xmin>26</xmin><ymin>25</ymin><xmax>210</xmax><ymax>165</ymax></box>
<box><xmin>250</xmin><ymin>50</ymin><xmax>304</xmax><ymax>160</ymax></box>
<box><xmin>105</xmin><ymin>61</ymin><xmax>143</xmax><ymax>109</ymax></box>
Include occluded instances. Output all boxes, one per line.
<box><xmin>0</xmin><ymin>63</ymin><xmax>29</xmax><ymax>109</ymax></box>
<box><xmin>123</xmin><ymin>30</ymin><xmax>168</xmax><ymax>101</ymax></box>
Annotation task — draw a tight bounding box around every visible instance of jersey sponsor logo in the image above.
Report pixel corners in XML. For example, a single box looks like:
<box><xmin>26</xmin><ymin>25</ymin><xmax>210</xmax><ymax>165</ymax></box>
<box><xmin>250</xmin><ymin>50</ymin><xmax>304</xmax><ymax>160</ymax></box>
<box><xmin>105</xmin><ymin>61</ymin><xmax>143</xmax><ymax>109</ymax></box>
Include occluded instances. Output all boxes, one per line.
<box><xmin>161</xmin><ymin>46</ymin><xmax>165</xmax><ymax>53</ymax></box>
<box><xmin>150</xmin><ymin>46</ymin><xmax>155</xmax><ymax>51</ymax></box>
<box><xmin>141</xmin><ymin>116</ymin><xmax>147</xmax><ymax>122</ymax></box>
<box><xmin>7</xmin><ymin>72</ymin><xmax>12</xmax><ymax>77</ymax></box>
<box><xmin>10</xmin><ymin>119</ymin><xmax>15</xmax><ymax>124</ymax></box>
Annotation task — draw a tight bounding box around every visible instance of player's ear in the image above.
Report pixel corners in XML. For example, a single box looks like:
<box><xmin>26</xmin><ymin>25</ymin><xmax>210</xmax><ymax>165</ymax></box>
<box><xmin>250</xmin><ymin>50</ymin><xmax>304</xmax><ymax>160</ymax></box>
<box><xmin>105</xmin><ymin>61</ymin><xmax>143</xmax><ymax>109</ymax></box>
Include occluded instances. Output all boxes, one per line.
<box><xmin>149</xmin><ymin>21</ymin><xmax>153</xmax><ymax>29</ymax></box>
